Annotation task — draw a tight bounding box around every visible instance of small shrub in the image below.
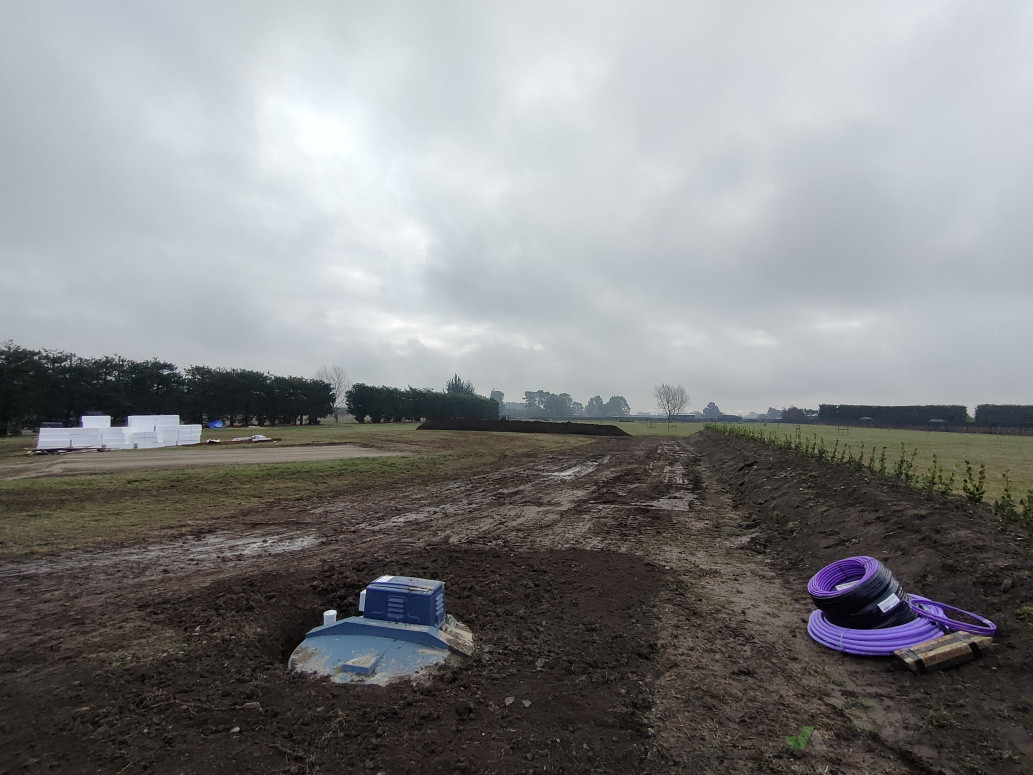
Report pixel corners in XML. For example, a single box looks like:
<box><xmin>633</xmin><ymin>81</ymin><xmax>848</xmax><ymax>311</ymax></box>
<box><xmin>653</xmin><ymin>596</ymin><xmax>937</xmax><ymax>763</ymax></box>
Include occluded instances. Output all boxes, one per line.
<box><xmin>994</xmin><ymin>472</ymin><xmax>1018</xmax><ymax>521</ymax></box>
<box><xmin>962</xmin><ymin>461</ymin><xmax>987</xmax><ymax>503</ymax></box>
<box><xmin>1020</xmin><ymin>491</ymin><xmax>1033</xmax><ymax>526</ymax></box>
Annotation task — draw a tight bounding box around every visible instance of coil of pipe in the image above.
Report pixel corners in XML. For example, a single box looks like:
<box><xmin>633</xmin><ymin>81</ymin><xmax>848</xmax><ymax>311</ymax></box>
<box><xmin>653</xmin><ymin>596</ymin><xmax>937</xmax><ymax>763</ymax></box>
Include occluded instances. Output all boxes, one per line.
<box><xmin>806</xmin><ymin>556</ymin><xmax>997</xmax><ymax>655</ymax></box>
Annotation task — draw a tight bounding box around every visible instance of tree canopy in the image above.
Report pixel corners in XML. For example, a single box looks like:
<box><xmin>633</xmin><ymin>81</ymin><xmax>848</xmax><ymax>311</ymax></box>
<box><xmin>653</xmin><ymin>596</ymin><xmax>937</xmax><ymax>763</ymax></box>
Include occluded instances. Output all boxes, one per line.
<box><xmin>445</xmin><ymin>374</ymin><xmax>476</xmax><ymax>396</ymax></box>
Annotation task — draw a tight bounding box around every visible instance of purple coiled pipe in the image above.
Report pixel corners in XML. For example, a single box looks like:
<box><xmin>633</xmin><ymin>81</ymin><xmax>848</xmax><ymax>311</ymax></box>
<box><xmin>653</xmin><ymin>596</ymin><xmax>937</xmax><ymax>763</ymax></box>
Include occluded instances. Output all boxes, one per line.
<box><xmin>806</xmin><ymin>555</ymin><xmax>881</xmax><ymax>599</ymax></box>
<box><xmin>806</xmin><ymin>556</ymin><xmax>997</xmax><ymax>655</ymax></box>
<box><xmin>807</xmin><ymin>595</ymin><xmax>946</xmax><ymax>655</ymax></box>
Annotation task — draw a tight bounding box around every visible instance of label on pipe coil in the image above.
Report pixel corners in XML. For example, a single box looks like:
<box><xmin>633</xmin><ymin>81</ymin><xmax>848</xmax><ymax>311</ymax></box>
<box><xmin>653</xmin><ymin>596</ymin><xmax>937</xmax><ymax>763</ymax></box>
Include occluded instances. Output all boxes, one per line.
<box><xmin>877</xmin><ymin>592</ymin><xmax>901</xmax><ymax>613</ymax></box>
<box><xmin>834</xmin><ymin>581</ymin><xmax>859</xmax><ymax>591</ymax></box>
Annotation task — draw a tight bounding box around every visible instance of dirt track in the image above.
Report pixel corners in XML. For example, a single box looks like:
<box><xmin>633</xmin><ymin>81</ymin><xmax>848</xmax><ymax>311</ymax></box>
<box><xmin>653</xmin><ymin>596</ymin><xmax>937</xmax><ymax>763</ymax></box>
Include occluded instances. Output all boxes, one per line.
<box><xmin>1</xmin><ymin>432</ymin><xmax>1029</xmax><ymax>774</ymax></box>
<box><xmin>0</xmin><ymin>443</ymin><xmax>404</xmax><ymax>479</ymax></box>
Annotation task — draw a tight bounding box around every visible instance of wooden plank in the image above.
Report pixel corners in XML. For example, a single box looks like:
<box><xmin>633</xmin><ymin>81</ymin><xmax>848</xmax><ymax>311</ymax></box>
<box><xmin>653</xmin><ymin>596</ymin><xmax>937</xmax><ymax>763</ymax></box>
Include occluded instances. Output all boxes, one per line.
<box><xmin>895</xmin><ymin>632</ymin><xmax>995</xmax><ymax>673</ymax></box>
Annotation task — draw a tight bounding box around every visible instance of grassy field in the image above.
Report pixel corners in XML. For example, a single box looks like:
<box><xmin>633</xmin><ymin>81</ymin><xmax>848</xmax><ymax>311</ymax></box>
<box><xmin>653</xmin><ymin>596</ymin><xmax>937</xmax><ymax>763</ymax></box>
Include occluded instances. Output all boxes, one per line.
<box><xmin>0</xmin><ymin>425</ymin><xmax>590</xmax><ymax>559</ymax></box>
<box><xmin>609</xmin><ymin>420</ymin><xmax>707</xmax><ymax>437</ymax></box>
<box><xmin>725</xmin><ymin>422</ymin><xmax>1033</xmax><ymax>501</ymax></box>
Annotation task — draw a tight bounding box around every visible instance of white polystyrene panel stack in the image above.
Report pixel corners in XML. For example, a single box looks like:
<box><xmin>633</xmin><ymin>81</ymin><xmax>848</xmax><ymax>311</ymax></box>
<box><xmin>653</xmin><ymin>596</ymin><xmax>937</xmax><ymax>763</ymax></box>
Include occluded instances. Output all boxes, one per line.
<box><xmin>128</xmin><ymin>415</ymin><xmax>158</xmax><ymax>432</ymax></box>
<box><xmin>53</xmin><ymin>415</ymin><xmax>196</xmax><ymax>450</ymax></box>
<box><xmin>156</xmin><ymin>426</ymin><xmax>179</xmax><ymax>446</ymax></box>
<box><xmin>68</xmin><ymin>428</ymin><xmax>102</xmax><ymax>449</ymax></box>
<box><xmin>100</xmin><ymin>427</ymin><xmax>133</xmax><ymax>450</ymax></box>
<box><xmin>36</xmin><ymin>428</ymin><xmax>72</xmax><ymax>449</ymax></box>
<box><xmin>177</xmin><ymin>425</ymin><xmax>202</xmax><ymax>445</ymax></box>
<box><xmin>133</xmin><ymin>432</ymin><xmax>162</xmax><ymax>449</ymax></box>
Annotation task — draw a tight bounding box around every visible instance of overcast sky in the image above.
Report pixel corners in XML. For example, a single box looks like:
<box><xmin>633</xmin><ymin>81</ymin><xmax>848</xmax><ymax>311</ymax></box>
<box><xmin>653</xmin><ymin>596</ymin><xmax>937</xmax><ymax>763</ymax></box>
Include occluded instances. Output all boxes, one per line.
<box><xmin>3</xmin><ymin>2</ymin><xmax>1032</xmax><ymax>415</ymax></box>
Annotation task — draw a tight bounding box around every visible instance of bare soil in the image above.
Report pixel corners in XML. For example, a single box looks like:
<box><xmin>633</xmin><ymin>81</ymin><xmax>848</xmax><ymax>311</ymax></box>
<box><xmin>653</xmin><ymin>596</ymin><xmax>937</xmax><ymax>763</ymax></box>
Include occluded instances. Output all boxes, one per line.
<box><xmin>0</xmin><ymin>444</ymin><xmax>404</xmax><ymax>480</ymax></box>
<box><xmin>0</xmin><ymin>431</ymin><xmax>1029</xmax><ymax>774</ymax></box>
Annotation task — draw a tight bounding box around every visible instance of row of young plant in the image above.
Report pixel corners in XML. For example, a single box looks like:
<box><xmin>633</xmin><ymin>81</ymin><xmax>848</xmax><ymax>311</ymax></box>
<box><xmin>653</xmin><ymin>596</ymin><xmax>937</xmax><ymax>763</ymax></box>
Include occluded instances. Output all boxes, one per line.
<box><xmin>705</xmin><ymin>423</ymin><xmax>1033</xmax><ymax>527</ymax></box>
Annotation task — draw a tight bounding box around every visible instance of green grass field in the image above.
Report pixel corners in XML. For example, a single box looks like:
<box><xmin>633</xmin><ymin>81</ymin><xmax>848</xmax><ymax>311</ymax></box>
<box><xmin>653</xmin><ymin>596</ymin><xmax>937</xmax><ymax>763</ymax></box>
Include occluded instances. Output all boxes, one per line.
<box><xmin>608</xmin><ymin>420</ymin><xmax>707</xmax><ymax>437</ymax></box>
<box><xmin>725</xmin><ymin>422</ymin><xmax>1033</xmax><ymax>502</ymax></box>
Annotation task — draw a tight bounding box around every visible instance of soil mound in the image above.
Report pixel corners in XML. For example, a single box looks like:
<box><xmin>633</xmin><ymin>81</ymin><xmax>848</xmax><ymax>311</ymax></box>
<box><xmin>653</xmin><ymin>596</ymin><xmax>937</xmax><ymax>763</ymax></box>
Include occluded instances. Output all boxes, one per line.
<box><xmin>418</xmin><ymin>418</ymin><xmax>630</xmax><ymax>436</ymax></box>
<box><xmin>692</xmin><ymin>429</ymin><xmax>1033</xmax><ymax>770</ymax></box>
<box><xmin>2</xmin><ymin>545</ymin><xmax>663</xmax><ymax>774</ymax></box>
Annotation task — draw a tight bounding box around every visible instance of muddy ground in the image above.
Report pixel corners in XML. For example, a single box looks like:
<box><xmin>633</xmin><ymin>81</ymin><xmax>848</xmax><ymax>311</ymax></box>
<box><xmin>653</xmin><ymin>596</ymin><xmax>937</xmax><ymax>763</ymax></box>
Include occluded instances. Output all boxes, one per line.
<box><xmin>0</xmin><ymin>431</ymin><xmax>1029</xmax><ymax>774</ymax></box>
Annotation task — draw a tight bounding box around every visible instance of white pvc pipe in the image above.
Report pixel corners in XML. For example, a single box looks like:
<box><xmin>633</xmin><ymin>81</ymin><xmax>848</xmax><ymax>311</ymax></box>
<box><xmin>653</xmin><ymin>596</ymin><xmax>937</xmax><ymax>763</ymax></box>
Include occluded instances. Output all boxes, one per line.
<box><xmin>322</xmin><ymin>609</ymin><xmax>337</xmax><ymax>626</ymax></box>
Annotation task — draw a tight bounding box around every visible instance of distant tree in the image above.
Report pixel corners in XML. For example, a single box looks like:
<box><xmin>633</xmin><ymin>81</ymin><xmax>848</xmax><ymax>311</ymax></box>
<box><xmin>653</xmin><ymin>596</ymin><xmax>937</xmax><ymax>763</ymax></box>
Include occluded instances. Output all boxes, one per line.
<box><xmin>315</xmin><ymin>364</ymin><xmax>350</xmax><ymax>422</ymax></box>
<box><xmin>446</xmin><ymin>374</ymin><xmax>476</xmax><ymax>396</ymax></box>
<box><xmin>345</xmin><ymin>383</ymin><xmax>375</xmax><ymax>423</ymax></box>
<box><xmin>489</xmin><ymin>390</ymin><xmax>504</xmax><ymax>418</ymax></box>
<box><xmin>654</xmin><ymin>383</ymin><xmax>689</xmax><ymax>426</ymax></box>
<box><xmin>121</xmin><ymin>358</ymin><xmax>185</xmax><ymax>417</ymax></box>
<box><xmin>781</xmin><ymin>406</ymin><xmax>817</xmax><ymax>423</ymax></box>
<box><xmin>701</xmin><ymin>401</ymin><xmax>722</xmax><ymax>420</ymax></box>
<box><xmin>524</xmin><ymin>390</ymin><xmax>548</xmax><ymax>416</ymax></box>
<box><xmin>604</xmin><ymin>395</ymin><xmax>631</xmax><ymax>417</ymax></box>
<box><xmin>543</xmin><ymin>392</ymin><xmax>575</xmax><ymax>418</ymax></box>
<box><xmin>0</xmin><ymin>342</ymin><xmax>48</xmax><ymax>434</ymax></box>
<box><xmin>586</xmin><ymin>395</ymin><xmax>605</xmax><ymax>418</ymax></box>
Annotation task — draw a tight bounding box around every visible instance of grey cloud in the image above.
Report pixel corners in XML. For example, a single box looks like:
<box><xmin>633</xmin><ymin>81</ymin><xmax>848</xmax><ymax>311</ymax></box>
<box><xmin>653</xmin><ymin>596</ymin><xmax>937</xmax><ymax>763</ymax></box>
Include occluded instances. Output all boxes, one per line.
<box><xmin>2</xmin><ymin>1</ymin><xmax>1032</xmax><ymax>415</ymax></box>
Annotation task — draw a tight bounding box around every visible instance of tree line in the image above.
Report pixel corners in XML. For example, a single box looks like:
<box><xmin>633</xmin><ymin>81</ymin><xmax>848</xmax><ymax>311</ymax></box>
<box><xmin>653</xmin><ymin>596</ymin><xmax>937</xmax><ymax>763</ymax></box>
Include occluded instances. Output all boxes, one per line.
<box><xmin>817</xmin><ymin>404</ymin><xmax>970</xmax><ymax>426</ymax></box>
<box><xmin>345</xmin><ymin>383</ymin><xmax>498</xmax><ymax>423</ymax></box>
<box><xmin>507</xmin><ymin>390</ymin><xmax>631</xmax><ymax>419</ymax></box>
<box><xmin>0</xmin><ymin>341</ymin><xmax>334</xmax><ymax>435</ymax></box>
<box><xmin>974</xmin><ymin>405</ymin><xmax>1033</xmax><ymax>426</ymax></box>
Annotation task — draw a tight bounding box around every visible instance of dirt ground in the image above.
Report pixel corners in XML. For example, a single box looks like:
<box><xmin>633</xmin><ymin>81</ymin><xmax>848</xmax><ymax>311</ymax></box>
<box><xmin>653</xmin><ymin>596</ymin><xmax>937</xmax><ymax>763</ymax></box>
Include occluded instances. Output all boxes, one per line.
<box><xmin>0</xmin><ymin>443</ymin><xmax>404</xmax><ymax>479</ymax></box>
<box><xmin>1</xmin><ymin>431</ymin><xmax>1029</xmax><ymax>774</ymax></box>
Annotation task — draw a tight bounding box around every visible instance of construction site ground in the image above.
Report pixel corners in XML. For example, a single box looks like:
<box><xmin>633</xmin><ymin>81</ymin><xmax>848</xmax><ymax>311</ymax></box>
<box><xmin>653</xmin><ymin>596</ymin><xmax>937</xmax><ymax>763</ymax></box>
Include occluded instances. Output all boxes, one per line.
<box><xmin>1</xmin><ymin>430</ymin><xmax>1030</xmax><ymax>774</ymax></box>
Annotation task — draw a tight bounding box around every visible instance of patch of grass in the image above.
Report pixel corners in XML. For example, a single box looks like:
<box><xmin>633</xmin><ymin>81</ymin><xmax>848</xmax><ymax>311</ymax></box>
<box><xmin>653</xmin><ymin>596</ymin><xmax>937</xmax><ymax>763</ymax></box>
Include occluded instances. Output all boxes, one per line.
<box><xmin>0</xmin><ymin>429</ymin><xmax>591</xmax><ymax>559</ymax></box>
<box><xmin>923</xmin><ymin>702</ymin><xmax>956</xmax><ymax>729</ymax></box>
<box><xmin>0</xmin><ymin>433</ymin><xmax>36</xmax><ymax>461</ymax></box>
<box><xmin>606</xmin><ymin>421</ymin><xmax>707</xmax><ymax>437</ymax></box>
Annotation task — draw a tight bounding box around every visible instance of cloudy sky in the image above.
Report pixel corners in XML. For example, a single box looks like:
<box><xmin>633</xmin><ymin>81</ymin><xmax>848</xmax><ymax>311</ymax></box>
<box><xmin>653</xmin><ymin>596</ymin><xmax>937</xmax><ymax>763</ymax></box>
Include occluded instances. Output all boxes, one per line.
<box><xmin>3</xmin><ymin>2</ymin><xmax>1032</xmax><ymax>415</ymax></box>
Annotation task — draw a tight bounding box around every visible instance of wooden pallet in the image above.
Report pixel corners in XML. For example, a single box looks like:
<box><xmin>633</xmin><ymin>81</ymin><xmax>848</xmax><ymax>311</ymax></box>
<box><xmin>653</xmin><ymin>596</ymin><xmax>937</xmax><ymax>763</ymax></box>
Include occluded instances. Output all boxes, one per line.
<box><xmin>894</xmin><ymin>632</ymin><xmax>995</xmax><ymax>673</ymax></box>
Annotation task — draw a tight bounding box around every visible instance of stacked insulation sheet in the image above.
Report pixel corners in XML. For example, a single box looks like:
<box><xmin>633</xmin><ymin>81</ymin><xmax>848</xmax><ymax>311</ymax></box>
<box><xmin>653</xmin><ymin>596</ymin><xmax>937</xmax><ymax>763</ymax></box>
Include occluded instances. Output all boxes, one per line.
<box><xmin>35</xmin><ymin>415</ymin><xmax>203</xmax><ymax>451</ymax></box>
